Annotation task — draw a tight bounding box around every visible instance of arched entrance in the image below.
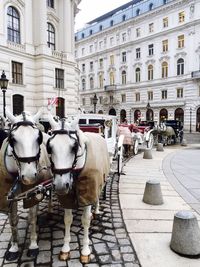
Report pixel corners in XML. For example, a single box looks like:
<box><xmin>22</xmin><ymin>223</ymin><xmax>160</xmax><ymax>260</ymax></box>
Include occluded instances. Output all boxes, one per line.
<box><xmin>98</xmin><ymin>110</ymin><xmax>103</xmax><ymax>114</ymax></box>
<box><xmin>134</xmin><ymin>110</ymin><xmax>141</xmax><ymax>123</ymax></box>
<box><xmin>56</xmin><ymin>97</ymin><xmax>65</xmax><ymax>118</ymax></box>
<box><xmin>109</xmin><ymin>108</ymin><xmax>116</xmax><ymax>116</ymax></box>
<box><xmin>120</xmin><ymin>109</ymin><xmax>126</xmax><ymax>123</ymax></box>
<box><xmin>196</xmin><ymin>107</ymin><xmax>200</xmax><ymax>132</ymax></box>
<box><xmin>13</xmin><ymin>94</ymin><xmax>24</xmax><ymax>115</ymax></box>
<box><xmin>175</xmin><ymin>108</ymin><xmax>184</xmax><ymax>123</ymax></box>
<box><xmin>160</xmin><ymin>108</ymin><xmax>168</xmax><ymax>122</ymax></box>
<box><xmin>146</xmin><ymin>109</ymin><xmax>154</xmax><ymax>121</ymax></box>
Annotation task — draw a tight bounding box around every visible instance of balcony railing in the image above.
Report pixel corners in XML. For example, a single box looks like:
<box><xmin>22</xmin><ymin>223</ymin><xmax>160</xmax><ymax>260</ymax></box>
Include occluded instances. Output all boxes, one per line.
<box><xmin>191</xmin><ymin>70</ymin><xmax>200</xmax><ymax>79</ymax></box>
<box><xmin>104</xmin><ymin>84</ymin><xmax>117</xmax><ymax>91</ymax></box>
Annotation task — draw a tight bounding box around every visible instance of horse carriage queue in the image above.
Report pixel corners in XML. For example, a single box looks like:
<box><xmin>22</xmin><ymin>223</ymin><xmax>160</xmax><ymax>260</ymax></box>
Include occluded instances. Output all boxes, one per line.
<box><xmin>0</xmin><ymin>109</ymin><xmax>184</xmax><ymax>265</ymax></box>
<box><xmin>0</xmin><ymin>109</ymin><xmax>129</xmax><ymax>265</ymax></box>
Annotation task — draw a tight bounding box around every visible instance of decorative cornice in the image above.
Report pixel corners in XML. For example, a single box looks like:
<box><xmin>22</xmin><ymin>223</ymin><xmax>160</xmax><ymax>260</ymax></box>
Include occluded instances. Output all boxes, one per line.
<box><xmin>119</xmin><ymin>65</ymin><xmax>128</xmax><ymax>71</ymax></box>
<box><xmin>133</xmin><ymin>62</ymin><xmax>142</xmax><ymax>68</ymax></box>
<box><xmin>47</xmin><ymin>11</ymin><xmax>59</xmax><ymax>24</ymax></box>
<box><xmin>145</xmin><ymin>59</ymin><xmax>155</xmax><ymax>65</ymax></box>
<box><xmin>174</xmin><ymin>52</ymin><xmax>187</xmax><ymax>58</ymax></box>
<box><xmin>159</xmin><ymin>55</ymin><xmax>170</xmax><ymax>62</ymax></box>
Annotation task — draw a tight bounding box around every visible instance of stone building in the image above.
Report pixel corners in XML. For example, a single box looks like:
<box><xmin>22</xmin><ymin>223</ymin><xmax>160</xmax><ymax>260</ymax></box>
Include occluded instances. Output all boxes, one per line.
<box><xmin>75</xmin><ymin>0</ymin><xmax>200</xmax><ymax>132</ymax></box>
<box><xmin>0</xmin><ymin>0</ymin><xmax>81</xmax><ymax>118</ymax></box>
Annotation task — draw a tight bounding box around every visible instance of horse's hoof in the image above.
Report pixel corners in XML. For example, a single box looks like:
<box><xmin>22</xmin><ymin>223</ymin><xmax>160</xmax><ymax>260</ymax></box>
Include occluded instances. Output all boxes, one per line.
<box><xmin>80</xmin><ymin>254</ymin><xmax>90</xmax><ymax>264</ymax></box>
<box><xmin>5</xmin><ymin>251</ymin><xmax>19</xmax><ymax>261</ymax></box>
<box><xmin>27</xmin><ymin>248</ymin><xmax>39</xmax><ymax>258</ymax></box>
<box><xmin>59</xmin><ymin>251</ymin><xmax>70</xmax><ymax>261</ymax></box>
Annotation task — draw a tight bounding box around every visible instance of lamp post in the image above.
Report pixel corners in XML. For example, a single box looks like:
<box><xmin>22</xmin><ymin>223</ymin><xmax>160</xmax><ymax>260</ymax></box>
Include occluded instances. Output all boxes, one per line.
<box><xmin>190</xmin><ymin>107</ymin><xmax>192</xmax><ymax>133</ymax></box>
<box><xmin>146</xmin><ymin>102</ymin><xmax>151</xmax><ymax>121</ymax></box>
<box><xmin>0</xmin><ymin>71</ymin><xmax>9</xmax><ymax>118</ymax></box>
<box><xmin>92</xmin><ymin>93</ymin><xmax>98</xmax><ymax>113</ymax></box>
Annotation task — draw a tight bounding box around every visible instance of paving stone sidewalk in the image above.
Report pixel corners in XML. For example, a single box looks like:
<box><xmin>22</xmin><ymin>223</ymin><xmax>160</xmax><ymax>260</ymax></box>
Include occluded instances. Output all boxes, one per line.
<box><xmin>0</xmin><ymin>170</ymin><xmax>140</xmax><ymax>267</ymax></box>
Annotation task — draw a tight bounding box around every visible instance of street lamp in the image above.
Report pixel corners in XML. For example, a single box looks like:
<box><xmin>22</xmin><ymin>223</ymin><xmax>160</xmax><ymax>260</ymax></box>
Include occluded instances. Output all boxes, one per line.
<box><xmin>190</xmin><ymin>107</ymin><xmax>192</xmax><ymax>133</ymax></box>
<box><xmin>0</xmin><ymin>70</ymin><xmax>9</xmax><ymax>118</ymax></box>
<box><xmin>92</xmin><ymin>93</ymin><xmax>98</xmax><ymax>113</ymax></box>
<box><xmin>146</xmin><ymin>102</ymin><xmax>151</xmax><ymax>121</ymax></box>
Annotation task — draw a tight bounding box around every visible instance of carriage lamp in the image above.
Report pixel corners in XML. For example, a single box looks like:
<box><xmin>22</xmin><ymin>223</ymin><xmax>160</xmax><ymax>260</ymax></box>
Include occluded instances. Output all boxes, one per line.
<box><xmin>146</xmin><ymin>102</ymin><xmax>151</xmax><ymax>110</ymax></box>
<box><xmin>92</xmin><ymin>93</ymin><xmax>98</xmax><ymax>113</ymax></box>
<box><xmin>0</xmin><ymin>70</ymin><xmax>9</xmax><ymax>118</ymax></box>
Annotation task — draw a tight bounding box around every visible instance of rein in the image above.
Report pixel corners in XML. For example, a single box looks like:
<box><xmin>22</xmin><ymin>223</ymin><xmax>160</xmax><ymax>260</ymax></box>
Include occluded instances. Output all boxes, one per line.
<box><xmin>8</xmin><ymin>120</ymin><xmax>42</xmax><ymax>165</ymax></box>
<box><xmin>48</xmin><ymin>129</ymin><xmax>86</xmax><ymax>176</ymax></box>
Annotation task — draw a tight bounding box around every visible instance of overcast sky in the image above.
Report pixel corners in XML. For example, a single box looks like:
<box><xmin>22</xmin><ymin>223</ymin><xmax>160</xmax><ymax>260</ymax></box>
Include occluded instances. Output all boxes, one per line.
<box><xmin>75</xmin><ymin>0</ymin><xmax>131</xmax><ymax>31</ymax></box>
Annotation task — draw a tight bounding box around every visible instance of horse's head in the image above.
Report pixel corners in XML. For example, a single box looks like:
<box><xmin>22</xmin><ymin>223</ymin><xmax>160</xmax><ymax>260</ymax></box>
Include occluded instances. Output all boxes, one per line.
<box><xmin>6</xmin><ymin>109</ymin><xmax>43</xmax><ymax>185</ymax></box>
<box><xmin>47</xmin><ymin>114</ymin><xmax>86</xmax><ymax>195</ymax></box>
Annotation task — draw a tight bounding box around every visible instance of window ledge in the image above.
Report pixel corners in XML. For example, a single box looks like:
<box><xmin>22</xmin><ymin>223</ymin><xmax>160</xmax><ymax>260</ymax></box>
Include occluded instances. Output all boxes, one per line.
<box><xmin>53</xmin><ymin>87</ymin><xmax>67</xmax><ymax>91</ymax></box>
<box><xmin>10</xmin><ymin>83</ymin><xmax>25</xmax><ymax>88</ymax></box>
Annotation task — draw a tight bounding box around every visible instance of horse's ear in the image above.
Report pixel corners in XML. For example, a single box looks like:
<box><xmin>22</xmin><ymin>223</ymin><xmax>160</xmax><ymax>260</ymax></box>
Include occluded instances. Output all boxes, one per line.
<box><xmin>70</xmin><ymin>117</ymin><xmax>79</xmax><ymax>131</ymax></box>
<box><xmin>47</xmin><ymin>112</ymin><xmax>59</xmax><ymax>130</ymax></box>
<box><xmin>33</xmin><ymin>108</ymin><xmax>43</xmax><ymax>123</ymax></box>
<box><xmin>5</xmin><ymin>109</ymin><xmax>17</xmax><ymax>124</ymax></box>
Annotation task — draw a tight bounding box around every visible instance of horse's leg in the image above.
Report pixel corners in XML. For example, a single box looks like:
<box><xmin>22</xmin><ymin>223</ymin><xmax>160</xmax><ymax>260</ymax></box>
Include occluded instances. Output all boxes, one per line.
<box><xmin>27</xmin><ymin>205</ymin><xmax>39</xmax><ymax>257</ymax></box>
<box><xmin>5</xmin><ymin>201</ymin><xmax>19</xmax><ymax>261</ymax></box>
<box><xmin>59</xmin><ymin>209</ymin><xmax>73</xmax><ymax>261</ymax></box>
<box><xmin>94</xmin><ymin>199</ymin><xmax>100</xmax><ymax>215</ymax></box>
<box><xmin>80</xmin><ymin>205</ymin><xmax>92</xmax><ymax>264</ymax></box>
<box><xmin>47</xmin><ymin>189</ymin><xmax>53</xmax><ymax>214</ymax></box>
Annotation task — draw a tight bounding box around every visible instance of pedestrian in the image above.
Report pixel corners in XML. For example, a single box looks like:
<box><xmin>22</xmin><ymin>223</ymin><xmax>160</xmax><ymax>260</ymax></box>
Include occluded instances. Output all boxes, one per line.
<box><xmin>117</xmin><ymin>119</ymin><xmax>132</xmax><ymax>157</ymax></box>
<box><xmin>179</xmin><ymin>126</ymin><xmax>184</xmax><ymax>143</ymax></box>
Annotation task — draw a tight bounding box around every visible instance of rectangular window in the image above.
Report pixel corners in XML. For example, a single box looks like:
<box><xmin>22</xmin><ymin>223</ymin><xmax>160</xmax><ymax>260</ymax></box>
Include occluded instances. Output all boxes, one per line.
<box><xmin>179</xmin><ymin>11</ymin><xmax>185</xmax><ymax>23</ymax></box>
<box><xmin>148</xmin><ymin>91</ymin><xmax>153</xmax><ymax>101</ymax></box>
<box><xmin>121</xmin><ymin>94</ymin><xmax>126</xmax><ymax>103</ymax></box>
<box><xmin>82</xmin><ymin>63</ymin><xmax>85</xmax><ymax>72</ymax></box>
<box><xmin>82</xmin><ymin>98</ymin><xmax>85</xmax><ymax>106</ymax></box>
<box><xmin>110</xmin><ymin>55</ymin><xmax>114</xmax><ymax>65</ymax></box>
<box><xmin>47</xmin><ymin>0</ymin><xmax>54</xmax><ymax>8</ymax></box>
<box><xmin>99</xmin><ymin>58</ymin><xmax>103</xmax><ymax>68</ymax></box>
<box><xmin>122</xmin><ymin>52</ymin><xmax>126</xmax><ymax>63</ymax></box>
<box><xmin>177</xmin><ymin>88</ymin><xmax>183</xmax><ymax>98</ymax></box>
<box><xmin>110</xmin><ymin>37</ymin><xmax>114</xmax><ymax>46</ymax></box>
<box><xmin>161</xmin><ymin>90</ymin><xmax>167</xmax><ymax>99</ymax></box>
<box><xmin>149</xmin><ymin>23</ymin><xmax>154</xmax><ymax>33</ymax></box>
<box><xmin>90</xmin><ymin>98</ymin><xmax>93</xmax><ymax>105</ymax></box>
<box><xmin>136</xmin><ymin>28</ymin><xmax>141</xmax><ymax>37</ymax></box>
<box><xmin>55</xmin><ymin>68</ymin><xmax>64</xmax><ymax>89</ymax></box>
<box><xmin>178</xmin><ymin>35</ymin><xmax>184</xmax><ymax>48</ymax></box>
<box><xmin>89</xmin><ymin>45</ymin><xmax>93</xmax><ymax>53</ymax></box>
<box><xmin>135</xmin><ymin>92</ymin><xmax>140</xmax><ymax>102</ymax></box>
<box><xmin>81</xmin><ymin>48</ymin><xmax>85</xmax><ymax>55</ymax></box>
<box><xmin>99</xmin><ymin>96</ymin><xmax>103</xmax><ymax>104</ymax></box>
<box><xmin>162</xmin><ymin>39</ymin><xmax>168</xmax><ymax>52</ymax></box>
<box><xmin>122</xmin><ymin>33</ymin><xmax>126</xmax><ymax>42</ymax></box>
<box><xmin>90</xmin><ymin>61</ymin><xmax>93</xmax><ymax>71</ymax></box>
<box><xmin>163</xmin><ymin>17</ymin><xmax>168</xmax><ymax>28</ymax></box>
<box><xmin>136</xmin><ymin>48</ymin><xmax>141</xmax><ymax>59</ymax></box>
<box><xmin>99</xmin><ymin>41</ymin><xmax>103</xmax><ymax>49</ymax></box>
<box><xmin>12</xmin><ymin>61</ymin><xmax>23</xmax><ymax>84</ymax></box>
<box><xmin>148</xmin><ymin>44</ymin><xmax>154</xmax><ymax>56</ymax></box>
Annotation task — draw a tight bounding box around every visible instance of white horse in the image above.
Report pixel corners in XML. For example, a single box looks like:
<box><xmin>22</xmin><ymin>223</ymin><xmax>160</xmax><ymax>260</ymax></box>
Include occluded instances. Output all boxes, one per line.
<box><xmin>47</xmin><ymin>114</ymin><xmax>110</xmax><ymax>263</ymax></box>
<box><xmin>0</xmin><ymin>110</ymin><xmax>52</xmax><ymax>261</ymax></box>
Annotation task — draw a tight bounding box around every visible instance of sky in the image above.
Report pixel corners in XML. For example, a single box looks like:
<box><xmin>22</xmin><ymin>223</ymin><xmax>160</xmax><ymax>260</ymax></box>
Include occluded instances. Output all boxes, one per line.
<box><xmin>75</xmin><ymin>0</ymin><xmax>131</xmax><ymax>31</ymax></box>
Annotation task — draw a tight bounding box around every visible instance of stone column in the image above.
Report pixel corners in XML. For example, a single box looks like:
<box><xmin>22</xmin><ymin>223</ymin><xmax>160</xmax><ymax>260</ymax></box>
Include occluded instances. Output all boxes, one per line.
<box><xmin>63</xmin><ymin>0</ymin><xmax>72</xmax><ymax>53</ymax></box>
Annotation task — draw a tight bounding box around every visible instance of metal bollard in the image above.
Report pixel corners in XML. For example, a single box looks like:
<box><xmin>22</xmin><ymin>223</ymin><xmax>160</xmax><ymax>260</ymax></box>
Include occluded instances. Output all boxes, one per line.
<box><xmin>143</xmin><ymin>179</ymin><xmax>163</xmax><ymax>205</ymax></box>
<box><xmin>143</xmin><ymin>148</ymin><xmax>153</xmax><ymax>159</ymax></box>
<box><xmin>156</xmin><ymin>143</ymin><xmax>164</xmax><ymax>152</ymax></box>
<box><xmin>170</xmin><ymin>210</ymin><xmax>200</xmax><ymax>256</ymax></box>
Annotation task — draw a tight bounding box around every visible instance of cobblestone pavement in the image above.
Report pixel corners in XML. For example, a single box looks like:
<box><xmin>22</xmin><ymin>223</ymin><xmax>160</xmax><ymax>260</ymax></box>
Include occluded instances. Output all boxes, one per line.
<box><xmin>0</xmin><ymin>170</ymin><xmax>140</xmax><ymax>267</ymax></box>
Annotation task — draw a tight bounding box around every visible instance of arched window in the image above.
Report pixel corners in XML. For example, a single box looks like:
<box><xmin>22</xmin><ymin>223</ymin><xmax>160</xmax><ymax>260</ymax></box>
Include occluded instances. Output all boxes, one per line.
<box><xmin>136</xmin><ymin>9</ymin><xmax>140</xmax><ymax>16</ymax></box>
<box><xmin>160</xmin><ymin>108</ymin><xmax>168</xmax><ymax>122</ymax></box>
<box><xmin>148</xmin><ymin>65</ymin><xmax>153</xmax><ymax>80</ymax></box>
<box><xmin>82</xmin><ymin>79</ymin><xmax>86</xmax><ymax>90</ymax></box>
<box><xmin>177</xmin><ymin>58</ymin><xmax>184</xmax><ymax>75</ymax></box>
<box><xmin>13</xmin><ymin>94</ymin><xmax>24</xmax><ymax>115</ymax></box>
<box><xmin>162</xmin><ymin>62</ymin><xmax>168</xmax><ymax>78</ymax></box>
<box><xmin>56</xmin><ymin>97</ymin><xmax>65</xmax><ymax>118</ymax></box>
<box><xmin>7</xmin><ymin>6</ymin><xmax>20</xmax><ymax>43</ymax></box>
<box><xmin>122</xmin><ymin>70</ymin><xmax>126</xmax><ymax>85</ymax></box>
<box><xmin>149</xmin><ymin>3</ymin><xmax>153</xmax><ymax>10</ymax></box>
<box><xmin>135</xmin><ymin>68</ymin><xmax>141</xmax><ymax>82</ymax></box>
<box><xmin>110</xmin><ymin>20</ymin><xmax>114</xmax><ymax>26</ymax></box>
<box><xmin>122</xmin><ymin>14</ymin><xmax>126</xmax><ymax>21</ymax></box>
<box><xmin>89</xmin><ymin>29</ymin><xmax>93</xmax><ymax>35</ymax></box>
<box><xmin>99</xmin><ymin>73</ymin><xmax>104</xmax><ymax>88</ymax></box>
<box><xmin>81</xmin><ymin>33</ymin><xmax>85</xmax><ymax>38</ymax></box>
<box><xmin>110</xmin><ymin>72</ymin><xmax>115</xmax><ymax>85</ymax></box>
<box><xmin>90</xmin><ymin>77</ymin><xmax>94</xmax><ymax>89</ymax></box>
<box><xmin>99</xmin><ymin>25</ymin><xmax>103</xmax><ymax>31</ymax></box>
<box><xmin>47</xmin><ymin>22</ymin><xmax>55</xmax><ymax>50</ymax></box>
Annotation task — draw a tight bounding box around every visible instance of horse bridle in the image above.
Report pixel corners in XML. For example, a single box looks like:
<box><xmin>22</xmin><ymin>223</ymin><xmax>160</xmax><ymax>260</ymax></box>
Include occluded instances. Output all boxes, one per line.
<box><xmin>8</xmin><ymin>120</ymin><xmax>43</xmax><ymax>165</ymax></box>
<box><xmin>47</xmin><ymin>129</ymin><xmax>84</xmax><ymax>176</ymax></box>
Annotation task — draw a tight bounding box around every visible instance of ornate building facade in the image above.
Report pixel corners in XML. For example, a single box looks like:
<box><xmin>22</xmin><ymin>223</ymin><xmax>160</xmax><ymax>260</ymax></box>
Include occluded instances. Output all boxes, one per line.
<box><xmin>0</xmin><ymin>0</ymin><xmax>81</xmax><ymax>118</ymax></box>
<box><xmin>75</xmin><ymin>0</ymin><xmax>200</xmax><ymax>132</ymax></box>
